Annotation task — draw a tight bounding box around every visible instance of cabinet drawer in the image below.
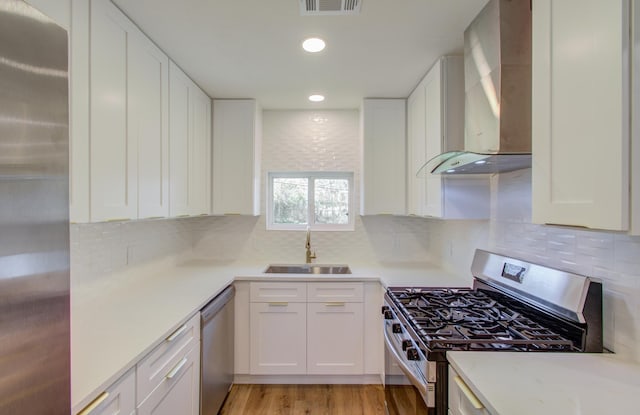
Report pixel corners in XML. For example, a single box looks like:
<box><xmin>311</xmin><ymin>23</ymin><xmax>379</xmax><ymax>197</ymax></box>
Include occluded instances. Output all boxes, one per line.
<box><xmin>137</xmin><ymin>345</ymin><xmax>200</xmax><ymax>415</ymax></box>
<box><xmin>307</xmin><ymin>282</ymin><xmax>363</xmax><ymax>302</ymax></box>
<box><xmin>250</xmin><ymin>282</ymin><xmax>307</xmax><ymax>302</ymax></box>
<box><xmin>448</xmin><ymin>367</ymin><xmax>490</xmax><ymax>415</ymax></box>
<box><xmin>136</xmin><ymin>313</ymin><xmax>200</xmax><ymax>404</ymax></box>
<box><xmin>76</xmin><ymin>368</ymin><xmax>135</xmax><ymax>415</ymax></box>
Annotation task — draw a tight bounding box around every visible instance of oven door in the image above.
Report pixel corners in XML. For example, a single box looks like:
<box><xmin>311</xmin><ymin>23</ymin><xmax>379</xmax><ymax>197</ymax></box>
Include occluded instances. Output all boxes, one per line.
<box><xmin>383</xmin><ymin>320</ymin><xmax>432</xmax><ymax>415</ymax></box>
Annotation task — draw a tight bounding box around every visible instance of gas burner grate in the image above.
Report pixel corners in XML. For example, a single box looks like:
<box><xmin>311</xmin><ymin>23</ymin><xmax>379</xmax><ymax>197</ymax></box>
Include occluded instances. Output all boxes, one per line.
<box><xmin>386</xmin><ymin>287</ymin><xmax>576</xmax><ymax>352</ymax></box>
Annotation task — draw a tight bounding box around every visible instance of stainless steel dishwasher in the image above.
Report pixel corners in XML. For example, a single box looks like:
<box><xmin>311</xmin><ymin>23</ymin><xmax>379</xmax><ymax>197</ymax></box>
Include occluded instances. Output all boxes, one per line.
<box><xmin>201</xmin><ymin>285</ymin><xmax>234</xmax><ymax>415</ymax></box>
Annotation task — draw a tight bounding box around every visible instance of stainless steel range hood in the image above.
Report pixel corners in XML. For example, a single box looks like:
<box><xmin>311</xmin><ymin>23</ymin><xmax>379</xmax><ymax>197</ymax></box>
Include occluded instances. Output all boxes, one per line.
<box><xmin>419</xmin><ymin>0</ymin><xmax>531</xmax><ymax>175</ymax></box>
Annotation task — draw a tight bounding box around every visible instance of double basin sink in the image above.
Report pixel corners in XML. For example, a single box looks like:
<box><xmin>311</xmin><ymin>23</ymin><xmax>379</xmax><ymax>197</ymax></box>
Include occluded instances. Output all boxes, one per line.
<box><xmin>264</xmin><ymin>264</ymin><xmax>351</xmax><ymax>275</ymax></box>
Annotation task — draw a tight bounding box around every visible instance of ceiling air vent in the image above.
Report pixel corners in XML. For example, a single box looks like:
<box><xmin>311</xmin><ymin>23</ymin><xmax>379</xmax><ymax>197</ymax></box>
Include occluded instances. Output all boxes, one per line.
<box><xmin>300</xmin><ymin>0</ymin><xmax>362</xmax><ymax>16</ymax></box>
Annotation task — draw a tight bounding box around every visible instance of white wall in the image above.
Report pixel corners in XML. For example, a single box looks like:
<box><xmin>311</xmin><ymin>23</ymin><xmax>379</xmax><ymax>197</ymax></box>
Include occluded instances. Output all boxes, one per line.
<box><xmin>432</xmin><ymin>169</ymin><xmax>640</xmax><ymax>363</ymax></box>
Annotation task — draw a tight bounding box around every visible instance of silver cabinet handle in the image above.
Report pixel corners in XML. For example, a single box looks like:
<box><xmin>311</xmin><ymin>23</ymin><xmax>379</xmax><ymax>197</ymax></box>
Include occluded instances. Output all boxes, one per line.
<box><xmin>77</xmin><ymin>392</ymin><xmax>109</xmax><ymax>415</ymax></box>
<box><xmin>166</xmin><ymin>324</ymin><xmax>187</xmax><ymax>342</ymax></box>
<box><xmin>454</xmin><ymin>376</ymin><xmax>484</xmax><ymax>410</ymax></box>
<box><xmin>325</xmin><ymin>302</ymin><xmax>346</xmax><ymax>306</ymax></box>
<box><xmin>165</xmin><ymin>357</ymin><xmax>188</xmax><ymax>380</ymax></box>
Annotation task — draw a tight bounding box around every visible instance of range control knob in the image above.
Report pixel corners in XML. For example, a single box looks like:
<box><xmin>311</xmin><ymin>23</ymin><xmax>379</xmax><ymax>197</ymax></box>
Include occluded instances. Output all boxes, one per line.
<box><xmin>383</xmin><ymin>310</ymin><xmax>394</xmax><ymax>320</ymax></box>
<box><xmin>381</xmin><ymin>306</ymin><xmax>389</xmax><ymax>315</ymax></box>
<box><xmin>392</xmin><ymin>323</ymin><xmax>402</xmax><ymax>334</ymax></box>
<box><xmin>401</xmin><ymin>339</ymin><xmax>413</xmax><ymax>351</ymax></box>
<box><xmin>406</xmin><ymin>347</ymin><xmax>420</xmax><ymax>361</ymax></box>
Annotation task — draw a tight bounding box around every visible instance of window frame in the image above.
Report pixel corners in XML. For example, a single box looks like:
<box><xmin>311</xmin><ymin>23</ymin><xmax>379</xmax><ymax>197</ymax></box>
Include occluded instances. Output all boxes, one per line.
<box><xmin>267</xmin><ymin>172</ymin><xmax>355</xmax><ymax>231</ymax></box>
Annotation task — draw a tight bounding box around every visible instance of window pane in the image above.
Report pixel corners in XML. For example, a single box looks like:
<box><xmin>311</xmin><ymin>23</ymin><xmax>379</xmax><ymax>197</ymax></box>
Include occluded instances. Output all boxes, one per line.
<box><xmin>314</xmin><ymin>179</ymin><xmax>349</xmax><ymax>224</ymax></box>
<box><xmin>273</xmin><ymin>178</ymin><xmax>308</xmax><ymax>224</ymax></box>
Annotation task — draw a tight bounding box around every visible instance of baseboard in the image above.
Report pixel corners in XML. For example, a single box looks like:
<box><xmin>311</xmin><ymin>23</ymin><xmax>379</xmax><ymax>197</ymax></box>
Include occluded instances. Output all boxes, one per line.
<box><xmin>233</xmin><ymin>374</ymin><xmax>382</xmax><ymax>385</ymax></box>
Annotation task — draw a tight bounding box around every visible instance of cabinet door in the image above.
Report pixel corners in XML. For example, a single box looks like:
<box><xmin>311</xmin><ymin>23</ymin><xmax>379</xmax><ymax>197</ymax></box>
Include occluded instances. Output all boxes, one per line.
<box><xmin>361</xmin><ymin>99</ymin><xmax>407</xmax><ymax>215</ymax></box>
<box><xmin>77</xmin><ymin>369</ymin><xmax>135</xmax><ymax>415</ymax></box>
<box><xmin>137</xmin><ymin>346</ymin><xmax>200</xmax><ymax>415</ymax></box>
<box><xmin>70</xmin><ymin>0</ymin><xmax>90</xmax><ymax>223</ymax></box>
<box><xmin>190</xmin><ymin>89</ymin><xmax>211</xmax><ymax>215</ymax></box>
<box><xmin>307</xmin><ymin>302</ymin><xmax>363</xmax><ymax>375</ymax></box>
<box><xmin>249</xmin><ymin>302</ymin><xmax>306</xmax><ymax>375</ymax></box>
<box><xmin>169</xmin><ymin>62</ymin><xmax>192</xmax><ymax>217</ymax></box>
<box><xmin>407</xmin><ymin>84</ymin><xmax>426</xmax><ymax>216</ymax></box>
<box><xmin>532</xmin><ymin>0</ymin><xmax>629</xmax><ymax>230</ymax></box>
<box><xmin>129</xmin><ymin>31</ymin><xmax>170</xmax><ymax>219</ymax></box>
<box><xmin>90</xmin><ymin>0</ymin><xmax>137</xmax><ymax>222</ymax></box>
<box><xmin>423</xmin><ymin>61</ymin><xmax>444</xmax><ymax>218</ymax></box>
<box><xmin>212</xmin><ymin>99</ymin><xmax>260</xmax><ymax>215</ymax></box>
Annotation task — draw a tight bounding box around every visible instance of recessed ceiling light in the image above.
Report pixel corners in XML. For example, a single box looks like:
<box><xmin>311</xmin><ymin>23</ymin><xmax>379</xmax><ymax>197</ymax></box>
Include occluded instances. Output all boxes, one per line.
<box><xmin>309</xmin><ymin>94</ymin><xmax>325</xmax><ymax>102</ymax></box>
<box><xmin>302</xmin><ymin>37</ymin><xmax>326</xmax><ymax>53</ymax></box>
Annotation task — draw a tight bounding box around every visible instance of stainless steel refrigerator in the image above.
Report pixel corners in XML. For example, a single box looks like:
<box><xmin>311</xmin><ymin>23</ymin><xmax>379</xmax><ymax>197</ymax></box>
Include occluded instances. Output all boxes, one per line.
<box><xmin>0</xmin><ymin>1</ymin><xmax>70</xmax><ymax>413</ymax></box>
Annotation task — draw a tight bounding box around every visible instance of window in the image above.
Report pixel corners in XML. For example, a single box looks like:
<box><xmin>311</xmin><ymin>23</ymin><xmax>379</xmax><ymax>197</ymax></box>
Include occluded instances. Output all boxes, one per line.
<box><xmin>267</xmin><ymin>172</ymin><xmax>354</xmax><ymax>231</ymax></box>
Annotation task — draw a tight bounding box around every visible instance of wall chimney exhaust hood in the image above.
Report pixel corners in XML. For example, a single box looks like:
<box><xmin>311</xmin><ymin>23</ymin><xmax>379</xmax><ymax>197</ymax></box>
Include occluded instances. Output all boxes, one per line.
<box><xmin>418</xmin><ymin>0</ymin><xmax>532</xmax><ymax>175</ymax></box>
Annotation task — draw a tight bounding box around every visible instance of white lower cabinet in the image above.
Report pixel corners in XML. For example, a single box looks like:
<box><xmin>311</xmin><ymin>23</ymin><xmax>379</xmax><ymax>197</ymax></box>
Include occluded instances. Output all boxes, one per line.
<box><xmin>78</xmin><ymin>368</ymin><xmax>136</xmax><ymax>415</ymax></box>
<box><xmin>244</xmin><ymin>281</ymin><xmax>369</xmax><ymax>377</ymax></box>
<box><xmin>137</xmin><ymin>313</ymin><xmax>200</xmax><ymax>415</ymax></box>
<box><xmin>448</xmin><ymin>366</ymin><xmax>490</xmax><ymax>415</ymax></box>
<box><xmin>249</xmin><ymin>302</ymin><xmax>307</xmax><ymax>375</ymax></box>
<box><xmin>75</xmin><ymin>313</ymin><xmax>200</xmax><ymax>415</ymax></box>
<box><xmin>137</xmin><ymin>346</ymin><xmax>200</xmax><ymax>415</ymax></box>
<box><xmin>249</xmin><ymin>282</ymin><xmax>307</xmax><ymax>375</ymax></box>
<box><xmin>307</xmin><ymin>302</ymin><xmax>363</xmax><ymax>375</ymax></box>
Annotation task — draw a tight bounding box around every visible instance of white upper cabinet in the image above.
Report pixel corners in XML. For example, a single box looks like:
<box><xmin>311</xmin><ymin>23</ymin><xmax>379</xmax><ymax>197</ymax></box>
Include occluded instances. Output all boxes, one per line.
<box><xmin>407</xmin><ymin>80</ymin><xmax>426</xmax><ymax>216</ymax></box>
<box><xmin>532</xmin><ymin>0</ymin><xmax>630</xmax><ymax>231</ymax></box>
<box><xmin>70</xmin><ymin>0</ymin><xmax>90</xmax><ymax>223</ymax></box>
<box><xmin>129</xmin><ymin>30</ymin><xmax>170</xmax><ymax>220</ymax></box>
<box><xmin>71</xmin><ymin>0</ymin><xmax>209</xmax><ymax>222</ymax></box>
<box><xmin>191</xmin><ymin>88</ymin><xmax>212</xmax><ymax>216</ymax></box>
<box><xmin>360</xmin><ymin>99</ymin><xmax>407</xmax><ymax>215</ymax></box>
<box><xmin>212</xmin><ymin>99</ymin><xmax>262</xmax><ymax>215</ymax></box>
<box><xmin>169</xmin><ymin>62</ymin><xmax>212</xmax><ymax>217</ymax></box>
<box><xmin>168</xmin><ymin>63</ymin><xmax>192</xmax><ymax>217</ymax></box>
<box><xmin>89</xmin><ymin>0</ymin><xmax>138</xmax><ymax>222</ymax></box>
<box><xmin>407</xmin><ymin>57</ymin><xmax>489</xmax><ymax>219</ymax></box>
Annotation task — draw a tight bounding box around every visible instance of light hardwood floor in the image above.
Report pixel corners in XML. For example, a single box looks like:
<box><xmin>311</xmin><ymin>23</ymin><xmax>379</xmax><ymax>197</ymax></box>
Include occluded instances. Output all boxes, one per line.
<box><xmin>218</xmin><ymin>384</ymin><xmax>386</xmax><ymax>415</ymax></box>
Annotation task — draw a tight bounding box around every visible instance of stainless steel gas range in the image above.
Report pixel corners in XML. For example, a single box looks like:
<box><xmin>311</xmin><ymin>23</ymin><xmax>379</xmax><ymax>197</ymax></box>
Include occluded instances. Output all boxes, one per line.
<box><xmin>383</xmin><ymin>250</ymin><xmax>603</xmax><ymax>415</ymax></box>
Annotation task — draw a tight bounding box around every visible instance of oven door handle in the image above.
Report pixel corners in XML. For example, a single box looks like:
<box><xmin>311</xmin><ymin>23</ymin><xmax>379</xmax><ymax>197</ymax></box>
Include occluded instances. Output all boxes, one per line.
<box><xmin>383</xmin><ymin>323</ymin><xmax>428</xmax><ymax>398</ymax></box>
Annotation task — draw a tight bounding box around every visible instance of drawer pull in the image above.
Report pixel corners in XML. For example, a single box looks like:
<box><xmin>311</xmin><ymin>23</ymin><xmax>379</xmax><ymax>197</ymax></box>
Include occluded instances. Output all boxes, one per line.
<box><xmin>105</xmin><ymin>218</ymin><xmax>130</xmax><ymax>222</ymax></box>
<box><xmin>166</xmin><ymin>324</ymin><xmax>188</xmax><ymax>342</ymax></box>
<box><xmin>166</xmin><ymin>357</ymin><xmax>188</xmax><ymax>380</ymax></box>
<box><xmin>454</xmin><ymin>376</ymin><xmax>484</xmax><ymax>410</ymax></box>
<box><xmin>325</xmin><ymin>302</ymin><xmax>346</xmax><ymax>306</ymax></box>
<box><xmin>268</xmin><ymin>302</ymin><xmax>288</xmax><ymax>306</ymax></box>
<box><xmin>77</xmin><ymin>392</ymin><xmax>109</xmax><ymax>415</ymax></box>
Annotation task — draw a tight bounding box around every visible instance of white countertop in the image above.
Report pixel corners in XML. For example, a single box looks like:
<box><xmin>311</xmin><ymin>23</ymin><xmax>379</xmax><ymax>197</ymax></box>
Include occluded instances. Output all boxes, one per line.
<box><xmin>447</xmin><ymin>351</ymin><xmax>640</xmax><ymax>415</ymax></box>
<box><xmin>71</xmin><ymin>258</ymin><xmax>468</xmax><ymax>412</ymax></box>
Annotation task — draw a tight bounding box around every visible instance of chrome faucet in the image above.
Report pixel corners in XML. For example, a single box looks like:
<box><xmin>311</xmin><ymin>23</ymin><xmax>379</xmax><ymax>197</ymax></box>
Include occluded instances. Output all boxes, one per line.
<box><xmin>305</xmin><ymin>227</ymin><xmax>316</xmax><ymax>264</ymax></box>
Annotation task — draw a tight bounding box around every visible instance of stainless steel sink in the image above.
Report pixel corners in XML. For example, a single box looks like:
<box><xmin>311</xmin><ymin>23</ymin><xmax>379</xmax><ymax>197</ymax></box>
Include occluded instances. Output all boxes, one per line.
<box><xmin>264</xmin><ymin>264</ymin><xmax>352</xmax><ymax>275</ymax></box>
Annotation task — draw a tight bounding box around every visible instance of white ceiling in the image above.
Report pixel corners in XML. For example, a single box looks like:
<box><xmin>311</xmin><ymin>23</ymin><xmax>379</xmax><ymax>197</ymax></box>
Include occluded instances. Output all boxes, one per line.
<box><xmin>113</xmin><ymin>0</ymin><xmax>489</xmax><ymax>109</ymax></box>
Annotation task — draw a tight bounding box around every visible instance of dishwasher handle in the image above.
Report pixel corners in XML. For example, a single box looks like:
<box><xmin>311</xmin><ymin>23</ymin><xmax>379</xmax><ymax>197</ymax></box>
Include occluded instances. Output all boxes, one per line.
<box><xmin>202</xmin><ymin>285</ymin><xmax>235</xmax><ymax>323</ymax></box>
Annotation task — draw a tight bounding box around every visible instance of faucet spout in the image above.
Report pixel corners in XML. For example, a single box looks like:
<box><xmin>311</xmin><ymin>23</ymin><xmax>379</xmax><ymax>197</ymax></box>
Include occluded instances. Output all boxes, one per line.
<box><xmin>305</xmin><ymin>227</ymin><xmax>316</xmax><ymax>264</ymax></box>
